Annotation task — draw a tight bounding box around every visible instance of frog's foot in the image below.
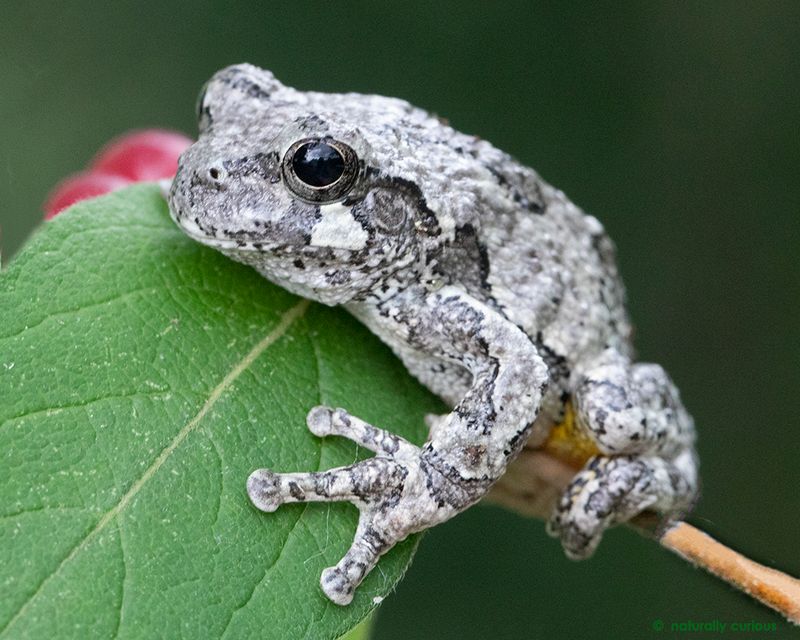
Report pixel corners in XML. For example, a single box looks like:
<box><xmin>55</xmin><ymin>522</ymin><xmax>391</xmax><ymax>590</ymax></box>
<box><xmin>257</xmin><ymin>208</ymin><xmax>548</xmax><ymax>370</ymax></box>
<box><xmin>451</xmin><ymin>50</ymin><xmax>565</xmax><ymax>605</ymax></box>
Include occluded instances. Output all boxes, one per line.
<box><xmin>546</xmin><ymin>452</ymin><xmax>697</xmax><ymax>559</ymax></box>
<box><xmin>247</xmin><ymin>406</ymin><xmax>421</xmax><ymax>605</ymax></box>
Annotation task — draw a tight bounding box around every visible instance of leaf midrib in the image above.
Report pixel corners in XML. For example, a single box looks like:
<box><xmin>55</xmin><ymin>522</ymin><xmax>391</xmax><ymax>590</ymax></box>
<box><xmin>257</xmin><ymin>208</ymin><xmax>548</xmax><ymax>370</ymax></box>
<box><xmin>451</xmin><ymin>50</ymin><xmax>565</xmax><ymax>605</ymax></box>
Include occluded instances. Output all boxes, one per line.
<box><xmin>0</xmin><ymin>298</ymin><xmax>310</xmax><ymax>638</ymax></box>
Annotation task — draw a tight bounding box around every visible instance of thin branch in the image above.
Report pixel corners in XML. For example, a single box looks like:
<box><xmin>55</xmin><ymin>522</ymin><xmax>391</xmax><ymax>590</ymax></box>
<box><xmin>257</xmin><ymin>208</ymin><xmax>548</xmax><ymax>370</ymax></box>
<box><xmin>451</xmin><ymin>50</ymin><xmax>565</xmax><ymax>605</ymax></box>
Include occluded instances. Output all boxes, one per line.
<box><xmin>660</xmin><ymin>521</ymin><xmax>800</xmax><ymax>624</ymax></box>
<box><xmin>486</xmin><ymin>446</ymin><xmax>800</xmax><ymax>625</ymax></box>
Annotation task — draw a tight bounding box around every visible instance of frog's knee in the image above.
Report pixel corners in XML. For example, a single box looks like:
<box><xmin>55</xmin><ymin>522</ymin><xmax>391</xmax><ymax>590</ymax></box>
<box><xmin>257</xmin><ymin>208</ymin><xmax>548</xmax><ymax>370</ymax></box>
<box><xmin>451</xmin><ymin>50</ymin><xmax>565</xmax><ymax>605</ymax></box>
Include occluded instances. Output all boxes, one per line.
<box><xmin>574</xmin><ymin>357</ymin><xmax>693</xmax><ymax>455</ymax></box>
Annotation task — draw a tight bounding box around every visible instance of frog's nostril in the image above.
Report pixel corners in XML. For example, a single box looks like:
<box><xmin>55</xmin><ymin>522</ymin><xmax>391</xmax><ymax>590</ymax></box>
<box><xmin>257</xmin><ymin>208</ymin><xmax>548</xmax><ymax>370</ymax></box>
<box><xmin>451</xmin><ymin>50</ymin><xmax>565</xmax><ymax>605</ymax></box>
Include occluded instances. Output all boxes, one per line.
<box><xmin>208</xmin><ymin>166</ymin><xmax>225</xmax><ymax>182</ymax></box>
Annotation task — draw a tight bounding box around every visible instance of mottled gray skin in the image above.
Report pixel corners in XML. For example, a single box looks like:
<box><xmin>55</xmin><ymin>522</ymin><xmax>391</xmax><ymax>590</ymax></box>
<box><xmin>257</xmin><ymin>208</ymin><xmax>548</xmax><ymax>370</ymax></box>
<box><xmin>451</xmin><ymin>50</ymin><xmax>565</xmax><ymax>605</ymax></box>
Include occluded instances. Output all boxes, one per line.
<box><xmin>168</xmin><ymin>64</ymin><xmax>699</xmax><ymax>606</ymax></box>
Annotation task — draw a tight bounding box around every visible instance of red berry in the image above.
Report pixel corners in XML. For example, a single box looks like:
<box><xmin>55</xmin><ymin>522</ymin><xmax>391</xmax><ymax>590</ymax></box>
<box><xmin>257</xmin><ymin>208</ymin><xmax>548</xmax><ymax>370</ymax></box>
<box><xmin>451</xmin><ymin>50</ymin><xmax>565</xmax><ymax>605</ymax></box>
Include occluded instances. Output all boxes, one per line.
<box><xmin>43</xmin><ymin>172</ymin><xmax>132</xmax><ymax>219</ymax></box>
<box><xmin>89</xmin><ymin>129</ymin><xmax>193</xmax><ymax>181</ymax></box>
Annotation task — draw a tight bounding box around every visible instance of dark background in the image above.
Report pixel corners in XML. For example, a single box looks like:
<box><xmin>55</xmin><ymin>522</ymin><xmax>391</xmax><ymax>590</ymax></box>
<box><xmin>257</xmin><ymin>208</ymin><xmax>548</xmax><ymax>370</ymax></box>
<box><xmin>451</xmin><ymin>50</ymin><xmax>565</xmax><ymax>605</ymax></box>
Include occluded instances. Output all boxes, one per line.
<box><xmin>2</xmin><ymin>2</ymin><xmax>798</xmax><ymax>638</ymax></box>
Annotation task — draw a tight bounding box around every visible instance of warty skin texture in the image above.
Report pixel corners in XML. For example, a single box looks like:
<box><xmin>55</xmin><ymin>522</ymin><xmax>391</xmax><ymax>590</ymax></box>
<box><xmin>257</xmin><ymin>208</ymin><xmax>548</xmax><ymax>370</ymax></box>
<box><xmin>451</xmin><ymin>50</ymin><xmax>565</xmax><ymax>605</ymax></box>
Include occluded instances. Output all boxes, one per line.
<box><xmin>169</xmin><ymin>63</ymin><xmax>699</xmax><ymax>605</ymax></box>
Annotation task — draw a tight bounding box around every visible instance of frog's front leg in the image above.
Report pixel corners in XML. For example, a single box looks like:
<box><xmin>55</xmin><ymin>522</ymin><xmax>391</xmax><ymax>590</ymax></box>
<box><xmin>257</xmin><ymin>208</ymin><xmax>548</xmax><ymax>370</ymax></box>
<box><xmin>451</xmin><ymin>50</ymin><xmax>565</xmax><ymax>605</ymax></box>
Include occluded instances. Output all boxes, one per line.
<box><xmin>547</xmin><ymin>349</ymin><xmax>699</xmax><ymax>558</ymax></box>
<box><xmin>247</xmin><ymin>286</ymin><xmax>549</xmax><ymax>605</ymax></box>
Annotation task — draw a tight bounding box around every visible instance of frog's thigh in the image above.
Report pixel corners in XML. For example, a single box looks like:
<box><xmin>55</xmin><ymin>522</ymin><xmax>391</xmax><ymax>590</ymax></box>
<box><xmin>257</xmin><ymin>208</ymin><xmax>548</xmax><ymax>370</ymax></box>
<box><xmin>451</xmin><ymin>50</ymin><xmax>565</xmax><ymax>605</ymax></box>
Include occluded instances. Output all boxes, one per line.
<box><xmin>574</xmin><ymin>349</ymin><xmax>694</xmax><ymax>455</ymax></box>
<box><xmin>547</xmin><ymin>452</ymin><xmax>697</xmax><ymax>559</ymax></box>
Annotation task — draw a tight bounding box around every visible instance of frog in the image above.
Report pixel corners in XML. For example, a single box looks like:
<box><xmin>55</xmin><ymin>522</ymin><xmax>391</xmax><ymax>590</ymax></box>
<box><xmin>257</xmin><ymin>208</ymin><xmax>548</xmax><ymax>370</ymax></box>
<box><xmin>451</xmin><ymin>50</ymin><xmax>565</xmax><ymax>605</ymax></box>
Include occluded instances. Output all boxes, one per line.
<box><xmin>167</xmin><ymin>63</ymin><xmax>699</xmax><ymax>606</ymax></box>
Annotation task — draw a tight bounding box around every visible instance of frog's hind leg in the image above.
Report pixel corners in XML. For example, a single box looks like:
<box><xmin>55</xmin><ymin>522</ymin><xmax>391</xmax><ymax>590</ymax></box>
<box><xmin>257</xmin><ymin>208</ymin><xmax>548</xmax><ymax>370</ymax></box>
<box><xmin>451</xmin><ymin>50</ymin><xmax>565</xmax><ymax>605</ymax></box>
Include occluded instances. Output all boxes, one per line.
<box><xmin>547</xmin><ymin>348</ymin><xmax>699</xmax><ymax>558</ymax></box>
<box><xmin>547</xmin><ymin>450</ymin><xmax>698</xmax><ymax>559</ymax></box>
<box><xmin>572</xmin><ymin>349</ymin><xmax>695</xmax><ymax>456</ymax></box>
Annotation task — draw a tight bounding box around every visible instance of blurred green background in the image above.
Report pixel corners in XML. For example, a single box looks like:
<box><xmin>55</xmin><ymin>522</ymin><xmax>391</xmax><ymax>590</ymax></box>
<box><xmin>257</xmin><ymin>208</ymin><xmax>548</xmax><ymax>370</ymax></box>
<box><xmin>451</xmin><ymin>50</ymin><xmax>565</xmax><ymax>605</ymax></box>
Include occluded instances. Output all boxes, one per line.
<box><xmin>1</xmin><ymin>2</ymin><xmax>798</xmax><ymax>637</ymax></box>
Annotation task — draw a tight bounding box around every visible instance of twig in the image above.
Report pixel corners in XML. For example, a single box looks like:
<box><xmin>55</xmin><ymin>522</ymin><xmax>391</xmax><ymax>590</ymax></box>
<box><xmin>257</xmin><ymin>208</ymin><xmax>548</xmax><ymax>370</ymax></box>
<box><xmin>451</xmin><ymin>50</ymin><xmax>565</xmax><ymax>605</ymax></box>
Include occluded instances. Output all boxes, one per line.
<box><xmin>659</xmin><ymin>520</ymin><xmax>800</xmax><ymax>625</ymax></box>
<box><xmin>486</xmin><ymin>444</ymin><xmax>800</xmax><ymax>625</ymax></box>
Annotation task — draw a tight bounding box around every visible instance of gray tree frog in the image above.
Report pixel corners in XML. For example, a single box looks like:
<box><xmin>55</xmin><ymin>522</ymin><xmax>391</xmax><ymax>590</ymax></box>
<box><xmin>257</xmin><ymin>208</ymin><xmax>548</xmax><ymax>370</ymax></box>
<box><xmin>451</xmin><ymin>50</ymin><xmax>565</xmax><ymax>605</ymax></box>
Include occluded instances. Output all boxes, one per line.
<box><xmin>168</xmin><ymin>63</ymin><xmax>699</xmax><ymax>606</ymax></box>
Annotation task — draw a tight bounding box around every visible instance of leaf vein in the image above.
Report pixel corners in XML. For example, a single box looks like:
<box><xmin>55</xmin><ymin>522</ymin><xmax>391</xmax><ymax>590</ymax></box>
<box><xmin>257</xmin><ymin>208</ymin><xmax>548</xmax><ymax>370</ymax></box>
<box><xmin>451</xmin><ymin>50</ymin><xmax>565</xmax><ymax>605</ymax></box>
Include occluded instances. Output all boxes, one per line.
<box><xmin>0</xmin><ymin>285</ymin><xmax>161</xmax><ymax>342</ymax></box>
<box><xmin>0</xmin><ymin>390</ymin><xmax>172</xmax><ymax>432</ymax></box>
<box><xmin>219</xmin><ymin>324</ymin><xmax>328</xmax><ymax>639</ymax></box>
<box><xmin>219</xmin><ymin>505</ymin><xmax>309</xmax><ymax>640</ymax></box>
<box><xmin>0</xmin><ymin>298</ymin><xmax>309</xmax><ymax>638</ymax></box>
<box><xmin>113</xmin><ymin>522</ymin><xmax>127</xmax><ymax>640</ymax></box>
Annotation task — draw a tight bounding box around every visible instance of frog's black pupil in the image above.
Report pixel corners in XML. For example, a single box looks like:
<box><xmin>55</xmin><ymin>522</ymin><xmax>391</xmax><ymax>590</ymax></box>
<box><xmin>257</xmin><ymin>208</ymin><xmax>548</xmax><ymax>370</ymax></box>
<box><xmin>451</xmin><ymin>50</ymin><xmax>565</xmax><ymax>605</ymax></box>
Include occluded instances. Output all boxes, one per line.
<box><xmin>291</xmin><ymin>142</ymin><xmax>345</xmax><ymax>188</ymax></box>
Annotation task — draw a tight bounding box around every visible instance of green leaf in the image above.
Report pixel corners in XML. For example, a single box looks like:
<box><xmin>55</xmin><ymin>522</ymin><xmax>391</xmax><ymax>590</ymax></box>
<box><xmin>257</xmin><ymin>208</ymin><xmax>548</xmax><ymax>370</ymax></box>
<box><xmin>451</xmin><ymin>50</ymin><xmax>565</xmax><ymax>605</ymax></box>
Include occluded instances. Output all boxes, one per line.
<box><xmin>0</xmin><ymin>185</ymin><xmax>441</xmax><ymax>640</ymax></box>
<box><xmin>336</xmin><ymin>614</ymin><xmax>374</xmax><ymax>640</ymax></box>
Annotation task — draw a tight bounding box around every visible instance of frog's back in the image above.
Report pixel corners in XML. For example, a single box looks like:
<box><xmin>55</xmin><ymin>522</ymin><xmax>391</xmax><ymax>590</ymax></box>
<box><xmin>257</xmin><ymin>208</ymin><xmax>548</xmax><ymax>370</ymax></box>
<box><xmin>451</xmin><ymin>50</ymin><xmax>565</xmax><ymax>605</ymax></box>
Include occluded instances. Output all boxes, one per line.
<box><xmin>436</xmin><ymin>139</ymin><xmax>633</xmax><ymax>384</ymax></box>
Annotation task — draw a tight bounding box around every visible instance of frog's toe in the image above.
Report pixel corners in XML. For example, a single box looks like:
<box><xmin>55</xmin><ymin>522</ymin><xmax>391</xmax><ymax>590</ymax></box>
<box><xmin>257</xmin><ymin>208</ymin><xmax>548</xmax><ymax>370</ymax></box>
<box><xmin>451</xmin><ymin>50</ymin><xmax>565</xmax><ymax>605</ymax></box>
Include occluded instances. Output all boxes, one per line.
<box><xmin>321</xmin><ymin>566</ymin><xmax>355</xmax><ymax>606</ymax></box>
<box><xmin>246</xmin><ymin>468</ymin><xmax>284</xmax><ymax>512</ymax></box>
<box><xmin>320</xmin><ymin>517</ymin><xmax>394</xmax><ymax>605</ymax></box>
<box><xmin>306</xmin><ymin>405</ymin><xmax>336</xmax><ymax>437</ymax></box>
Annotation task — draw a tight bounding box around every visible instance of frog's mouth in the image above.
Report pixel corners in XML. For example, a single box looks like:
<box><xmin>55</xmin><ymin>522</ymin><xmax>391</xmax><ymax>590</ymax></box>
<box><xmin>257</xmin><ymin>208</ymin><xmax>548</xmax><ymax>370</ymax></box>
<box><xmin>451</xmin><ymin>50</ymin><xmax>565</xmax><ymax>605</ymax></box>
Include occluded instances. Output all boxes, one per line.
<box><xmin>168</xmin><ymin>199</ymin><xmax>339</xmax><ymax>258</ymax></box>
<box><xmin>166</xmin><ymin>180</ymin><xmax>283</xmax><ymax>252</ymax></box>
<box><xmin>172</xmin><ymin>215</ymin><xmax>295</xmax><ymax>253</ymax></box>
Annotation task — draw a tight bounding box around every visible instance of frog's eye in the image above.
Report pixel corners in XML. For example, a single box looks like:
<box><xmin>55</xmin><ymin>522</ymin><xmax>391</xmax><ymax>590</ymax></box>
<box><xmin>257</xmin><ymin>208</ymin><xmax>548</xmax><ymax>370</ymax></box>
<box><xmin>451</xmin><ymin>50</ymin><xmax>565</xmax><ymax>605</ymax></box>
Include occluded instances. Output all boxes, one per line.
<box><xmin>281</xmin><ymin>138</ymin><xmax>359</xmax><ymax>203</ymax></box>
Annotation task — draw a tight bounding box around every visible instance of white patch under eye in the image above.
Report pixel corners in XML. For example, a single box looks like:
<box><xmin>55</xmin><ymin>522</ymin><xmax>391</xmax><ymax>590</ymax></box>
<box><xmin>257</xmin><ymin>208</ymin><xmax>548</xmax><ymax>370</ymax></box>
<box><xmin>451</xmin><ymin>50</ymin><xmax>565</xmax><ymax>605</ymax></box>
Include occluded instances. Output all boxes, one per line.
<box><xmin>310</xmin><ymin>203</ymin><xmax>368</xmax><ymax>250</ymax></box>
<box><xmin>239</xmin><ymin>204</ymin><xmax>283</xmax><ymax>224</ymax></box>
